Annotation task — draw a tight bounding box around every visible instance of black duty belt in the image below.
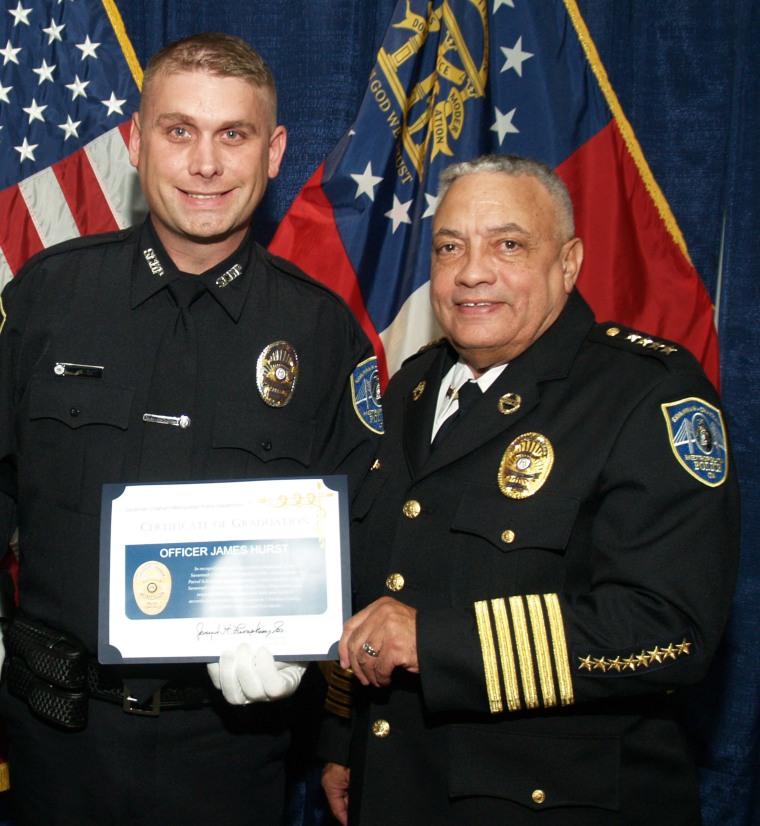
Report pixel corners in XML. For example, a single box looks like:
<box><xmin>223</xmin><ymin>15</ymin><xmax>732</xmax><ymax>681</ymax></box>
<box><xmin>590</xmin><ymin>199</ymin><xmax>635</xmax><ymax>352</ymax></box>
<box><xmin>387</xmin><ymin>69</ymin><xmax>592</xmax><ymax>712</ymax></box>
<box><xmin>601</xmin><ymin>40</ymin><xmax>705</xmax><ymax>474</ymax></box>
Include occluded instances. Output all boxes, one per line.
<box><xmin>4</xmin><ymin>616</ymin><xmax>212</xmax><ymax>731</ymax></box>
<box><xmin>87</xmin><ymin>661</ymin><xmax>212</xmax><ymax>716</ymax></box>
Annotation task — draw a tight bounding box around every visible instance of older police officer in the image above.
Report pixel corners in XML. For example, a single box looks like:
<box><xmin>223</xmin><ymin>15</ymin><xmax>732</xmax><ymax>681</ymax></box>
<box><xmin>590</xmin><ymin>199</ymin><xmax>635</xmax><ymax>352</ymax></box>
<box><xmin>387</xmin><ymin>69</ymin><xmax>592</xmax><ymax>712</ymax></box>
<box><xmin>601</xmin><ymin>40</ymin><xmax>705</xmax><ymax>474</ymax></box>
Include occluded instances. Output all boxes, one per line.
<box><xmin>321</xmin><ymin>154</ymin><xmax>739</xmax><ymax>825</ymax></box>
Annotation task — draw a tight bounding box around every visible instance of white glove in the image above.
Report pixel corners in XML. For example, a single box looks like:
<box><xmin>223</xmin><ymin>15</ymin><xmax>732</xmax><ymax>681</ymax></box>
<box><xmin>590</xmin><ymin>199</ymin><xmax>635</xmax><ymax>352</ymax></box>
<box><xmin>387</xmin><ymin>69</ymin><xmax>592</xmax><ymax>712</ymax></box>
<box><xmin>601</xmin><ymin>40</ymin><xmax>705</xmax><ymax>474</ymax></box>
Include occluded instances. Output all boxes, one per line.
<box><xmin>207</xmin><ymin>643</ymin><xmax>307</xmax><ymax>705</ymax></box>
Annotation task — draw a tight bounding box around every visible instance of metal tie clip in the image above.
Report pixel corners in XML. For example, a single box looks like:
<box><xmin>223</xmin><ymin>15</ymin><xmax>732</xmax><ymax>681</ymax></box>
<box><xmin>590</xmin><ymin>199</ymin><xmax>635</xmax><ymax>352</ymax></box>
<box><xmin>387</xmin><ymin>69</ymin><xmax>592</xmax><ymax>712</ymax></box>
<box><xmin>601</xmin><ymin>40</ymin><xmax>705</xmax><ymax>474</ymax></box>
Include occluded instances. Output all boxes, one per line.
<box><xmin>142</xmin><ymin>413</ymin><xmax>191</xmax><ymax>428</ymax></box>
<box><xmin>54</xmin><ymin>362</ymin><xmax>104</xmax><ymax>378</ymax></box>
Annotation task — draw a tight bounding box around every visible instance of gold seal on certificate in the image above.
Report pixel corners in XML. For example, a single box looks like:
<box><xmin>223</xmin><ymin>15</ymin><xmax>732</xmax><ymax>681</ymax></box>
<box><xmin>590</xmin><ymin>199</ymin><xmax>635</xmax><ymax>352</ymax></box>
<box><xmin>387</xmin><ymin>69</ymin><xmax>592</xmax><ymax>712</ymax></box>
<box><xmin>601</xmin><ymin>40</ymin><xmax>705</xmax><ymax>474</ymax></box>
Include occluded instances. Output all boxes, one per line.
<box><xmin>132</xmin><ymin>561</ymin><xmax>172</xmax><ymax>616</ymax></box>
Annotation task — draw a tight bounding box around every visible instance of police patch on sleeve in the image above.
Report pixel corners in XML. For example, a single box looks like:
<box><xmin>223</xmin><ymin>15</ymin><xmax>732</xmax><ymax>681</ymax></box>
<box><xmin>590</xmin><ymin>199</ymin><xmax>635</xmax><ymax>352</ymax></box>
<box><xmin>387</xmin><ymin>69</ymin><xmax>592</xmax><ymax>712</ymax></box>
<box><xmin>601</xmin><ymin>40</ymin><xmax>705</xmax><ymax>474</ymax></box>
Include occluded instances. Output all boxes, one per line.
<box><xmin>351</xmin><ymin>357</ymin><xmax>384</xmax><ymax>433</ymax></box>
<box><xmin>661</xmin><ymin>397</ymin><xmax>728</xmax><ymax>486</ymax></box>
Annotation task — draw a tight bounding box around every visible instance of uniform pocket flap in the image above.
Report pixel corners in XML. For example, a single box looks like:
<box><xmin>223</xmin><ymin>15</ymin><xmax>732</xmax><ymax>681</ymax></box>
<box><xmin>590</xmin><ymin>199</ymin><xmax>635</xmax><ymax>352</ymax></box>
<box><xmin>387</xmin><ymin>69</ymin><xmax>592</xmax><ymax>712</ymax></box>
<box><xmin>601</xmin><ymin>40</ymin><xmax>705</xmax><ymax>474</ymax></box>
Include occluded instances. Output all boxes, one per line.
<box><xmin>451</xmin><ymin>484</ymin><xmax>579</xmax><ymax>553</ymax></box>
<box><xmin>449</xmin><ymin>726</ymin><xmax>620</xmax><ymax>812</ymax></box>
<box><xmin>213</xmin><ymin>403</ymin><xmax>315</xmax><ymax>465</ymax></box>
<box><xmin>29</xmin><ymin>375</ymin><xmax>133</xmax><ymax>430</ymax></box>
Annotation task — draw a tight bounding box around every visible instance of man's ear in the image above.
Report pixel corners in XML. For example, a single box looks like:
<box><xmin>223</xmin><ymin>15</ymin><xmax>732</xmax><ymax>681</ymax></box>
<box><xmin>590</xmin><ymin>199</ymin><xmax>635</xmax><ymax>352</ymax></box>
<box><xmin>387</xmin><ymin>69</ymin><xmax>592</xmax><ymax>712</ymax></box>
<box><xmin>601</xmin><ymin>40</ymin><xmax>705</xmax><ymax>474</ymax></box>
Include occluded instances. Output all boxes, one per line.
<box><xmin>267</xmin><ymin>125</ymin><xmax>287</xmax><ymax>180</ymax></box>
<box><xmin>128</xmin><ymin>112</ymin><xmax>141</xmax><ymax>170</ymax></box>
<box><xmin>561</xmin><ymin>237</ymin><xmax>583</xmax><ymax>292</ymax></box>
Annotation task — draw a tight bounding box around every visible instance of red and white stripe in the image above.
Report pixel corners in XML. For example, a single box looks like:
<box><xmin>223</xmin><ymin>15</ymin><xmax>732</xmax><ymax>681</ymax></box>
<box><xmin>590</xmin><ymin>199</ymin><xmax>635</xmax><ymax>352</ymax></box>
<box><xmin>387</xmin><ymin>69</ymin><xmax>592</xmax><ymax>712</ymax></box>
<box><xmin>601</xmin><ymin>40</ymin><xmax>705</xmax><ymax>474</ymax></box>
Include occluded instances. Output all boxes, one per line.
<box><xmin>0</xmin><ymin>121</ymin><xmax>146</xmax><ymax>290</ymax></box>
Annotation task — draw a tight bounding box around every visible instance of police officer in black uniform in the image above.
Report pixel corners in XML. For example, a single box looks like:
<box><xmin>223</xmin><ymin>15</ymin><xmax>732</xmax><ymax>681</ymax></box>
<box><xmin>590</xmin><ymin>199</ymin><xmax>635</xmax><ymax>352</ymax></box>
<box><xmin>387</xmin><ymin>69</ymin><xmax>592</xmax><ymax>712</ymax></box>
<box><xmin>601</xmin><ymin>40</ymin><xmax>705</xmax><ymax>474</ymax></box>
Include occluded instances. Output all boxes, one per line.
<box><xmin>321</xmin><ymin>154</ymin><xmax>739</xmax><ymax>825</ymax></box>
<box><xmin>0</xmin><ymin>33</ymin><xmax>380</xmax><ymax>825</ymax></box>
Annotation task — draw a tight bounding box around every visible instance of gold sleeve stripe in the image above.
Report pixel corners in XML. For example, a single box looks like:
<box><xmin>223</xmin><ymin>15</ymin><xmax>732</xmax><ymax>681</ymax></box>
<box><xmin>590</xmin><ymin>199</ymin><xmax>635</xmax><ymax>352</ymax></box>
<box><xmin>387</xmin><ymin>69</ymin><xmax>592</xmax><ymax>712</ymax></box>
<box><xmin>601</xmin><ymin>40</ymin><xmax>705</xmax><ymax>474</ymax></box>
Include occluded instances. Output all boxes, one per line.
<box><xmin>320</xmin><ymin>661</ymin><xmax>354</xmax><ymax>718</ymax></box>
<box><xmin>543</xmin><ymin>593</ymin><xmax>574</xmax><ymax>706</ymax></box>
<box><xmin>491</xmin><ymin>598</ymin><xmax>521</xmax><ymax>712</ymax></box>
<box><xmin>325</xmin><ymin>691</ymin><xmax>351</xmax><ymax>718</ymax></box>
<box><xmin>475</xmin><ymin>600</ymin><xmax>503</xmax><ymax>713</ymax></box>
<box><xmin>527</xmin><ymin>594</ymin><xmax>557</xmax><ymax>709</ymax></box>
<box><xmin>509</xmin><ymin>596</ymin><xmax>539</xmax><ymax>709</ymax></box>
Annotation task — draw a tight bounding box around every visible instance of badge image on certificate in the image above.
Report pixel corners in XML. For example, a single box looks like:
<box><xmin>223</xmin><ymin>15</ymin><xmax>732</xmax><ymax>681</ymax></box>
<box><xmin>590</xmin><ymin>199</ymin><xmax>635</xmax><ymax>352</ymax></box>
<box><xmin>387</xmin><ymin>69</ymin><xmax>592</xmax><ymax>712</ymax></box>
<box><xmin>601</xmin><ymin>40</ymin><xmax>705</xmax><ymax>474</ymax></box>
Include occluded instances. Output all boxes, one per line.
<box><xmin>98</xmin><ymin>476</ymin><xmax>350</xmax><ymax>664</ymax></box>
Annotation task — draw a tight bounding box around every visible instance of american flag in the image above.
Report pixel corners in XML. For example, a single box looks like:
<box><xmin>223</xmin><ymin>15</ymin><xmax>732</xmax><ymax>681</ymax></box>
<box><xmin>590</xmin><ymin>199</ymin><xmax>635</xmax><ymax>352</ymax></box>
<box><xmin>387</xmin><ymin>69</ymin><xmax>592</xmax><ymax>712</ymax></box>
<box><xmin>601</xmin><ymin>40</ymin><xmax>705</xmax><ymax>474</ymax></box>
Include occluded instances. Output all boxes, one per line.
<box><xmin>0</xmin><ymin>0</ymin><xmax>145</xmax><ymax>290</ymax></box>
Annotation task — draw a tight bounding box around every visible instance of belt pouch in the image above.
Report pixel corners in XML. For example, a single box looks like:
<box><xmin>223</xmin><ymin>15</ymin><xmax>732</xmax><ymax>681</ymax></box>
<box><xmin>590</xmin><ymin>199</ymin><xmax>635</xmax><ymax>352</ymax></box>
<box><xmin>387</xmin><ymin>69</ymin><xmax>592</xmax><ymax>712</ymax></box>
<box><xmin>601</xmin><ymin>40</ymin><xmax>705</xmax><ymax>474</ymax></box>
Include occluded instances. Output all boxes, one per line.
<box><xmin>5</xmin><ymin>615</ymin><xmax>87</xmax><ymax>690</ymax></box>
<box><xmin>4</xmin><ymin>616</ymin><xmax>88</xmax><ymax>730</ymax></box>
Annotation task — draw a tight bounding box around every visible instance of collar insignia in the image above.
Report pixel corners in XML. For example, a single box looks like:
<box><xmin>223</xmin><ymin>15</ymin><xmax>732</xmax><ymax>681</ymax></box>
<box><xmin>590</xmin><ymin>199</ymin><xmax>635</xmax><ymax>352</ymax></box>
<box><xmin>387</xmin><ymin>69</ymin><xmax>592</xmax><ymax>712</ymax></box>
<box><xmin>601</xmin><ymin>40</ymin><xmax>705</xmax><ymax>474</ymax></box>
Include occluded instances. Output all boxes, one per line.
<box><xmin>498</xmin><ymin>393</ymin><xmax>521</xmax><ymax>415</ymax></box>
<box><xmin>216</xmin><ymin>263</ymin><xmax>242</xmax><ymax>288</ymax></box>
<box><xmin>142</xmin><ymin>247</ymin><xmax>164</xmax><ymax>277</ymax></box>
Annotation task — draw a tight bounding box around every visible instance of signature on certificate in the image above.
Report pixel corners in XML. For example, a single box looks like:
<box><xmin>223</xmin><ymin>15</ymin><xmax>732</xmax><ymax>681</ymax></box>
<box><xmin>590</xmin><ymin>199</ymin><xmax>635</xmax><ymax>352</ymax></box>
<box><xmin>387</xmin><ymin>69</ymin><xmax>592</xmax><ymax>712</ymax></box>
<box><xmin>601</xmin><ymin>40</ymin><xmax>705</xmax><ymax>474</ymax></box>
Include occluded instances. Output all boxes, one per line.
<box><xmin>195</xmin><ymin>621</ymin><xmax>285</xmax><ymax>642</ymax></box>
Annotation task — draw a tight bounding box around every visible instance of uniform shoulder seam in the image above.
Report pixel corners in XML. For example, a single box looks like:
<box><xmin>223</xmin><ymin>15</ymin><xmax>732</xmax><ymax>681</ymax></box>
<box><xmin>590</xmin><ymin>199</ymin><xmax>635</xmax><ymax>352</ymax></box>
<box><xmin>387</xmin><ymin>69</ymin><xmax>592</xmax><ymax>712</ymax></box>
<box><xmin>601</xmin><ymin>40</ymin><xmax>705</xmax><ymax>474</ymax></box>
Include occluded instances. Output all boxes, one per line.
<box><xmin>400</xmin><ymin>337</ymin><xmax>447</xmax><ymax>368</ymax></box>
<box><xmin>18</xmin><ymin>228</ymin><xmax>137</xmax><ymax>274</ymax></box>
<box><xmin>262</xmin><ymin>248</ymin><xmax>346</xmax><ymax>303</ymax></box>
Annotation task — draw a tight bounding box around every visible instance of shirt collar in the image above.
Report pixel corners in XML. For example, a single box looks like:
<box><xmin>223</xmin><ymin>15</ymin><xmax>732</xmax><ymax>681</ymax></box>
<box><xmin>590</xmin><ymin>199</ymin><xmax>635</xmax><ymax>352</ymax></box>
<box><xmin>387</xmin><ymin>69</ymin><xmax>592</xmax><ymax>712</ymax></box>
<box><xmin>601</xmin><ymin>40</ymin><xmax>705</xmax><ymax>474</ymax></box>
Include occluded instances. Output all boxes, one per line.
<box><xmin>130</xmin><ymin>218</ymin><xmax>254</xmax><ymax>322</ymax></box>
<box><xmin>434</xmin><ymin>359</ymin><xmax>508</xmax><ymax>428</ymax></box>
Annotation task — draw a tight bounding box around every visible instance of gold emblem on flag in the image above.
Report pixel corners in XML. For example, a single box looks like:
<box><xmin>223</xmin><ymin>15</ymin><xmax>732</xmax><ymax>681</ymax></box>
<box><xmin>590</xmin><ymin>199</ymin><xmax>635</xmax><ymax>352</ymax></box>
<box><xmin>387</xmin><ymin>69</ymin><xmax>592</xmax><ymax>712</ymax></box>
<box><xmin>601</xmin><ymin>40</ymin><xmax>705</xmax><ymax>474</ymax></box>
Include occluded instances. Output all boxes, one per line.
<box><xmin>498</xmin><ymin>433</ymin><xmax>554</xmax><ymax>499</ymax></box>
<box><xmin>373</xmin><ymin>1</ymin><xmax>488</xmax><ymax>177</ymax></box>
<box><xmin>257</xmin><ymin>341</ymin><xmax>299</xmax><ymax>407</ymax></box>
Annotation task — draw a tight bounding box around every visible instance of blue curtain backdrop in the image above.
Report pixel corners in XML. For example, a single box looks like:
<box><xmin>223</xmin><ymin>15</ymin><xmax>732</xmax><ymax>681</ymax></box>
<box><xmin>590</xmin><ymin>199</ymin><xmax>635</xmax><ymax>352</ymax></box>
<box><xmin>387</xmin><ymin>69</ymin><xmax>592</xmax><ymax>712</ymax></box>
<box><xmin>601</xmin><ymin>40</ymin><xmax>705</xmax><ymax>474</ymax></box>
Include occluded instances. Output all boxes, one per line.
<box><xmin>115</xmin><ymin>3</ymin><xmax>760</xmax><ymax>824</ymax></box>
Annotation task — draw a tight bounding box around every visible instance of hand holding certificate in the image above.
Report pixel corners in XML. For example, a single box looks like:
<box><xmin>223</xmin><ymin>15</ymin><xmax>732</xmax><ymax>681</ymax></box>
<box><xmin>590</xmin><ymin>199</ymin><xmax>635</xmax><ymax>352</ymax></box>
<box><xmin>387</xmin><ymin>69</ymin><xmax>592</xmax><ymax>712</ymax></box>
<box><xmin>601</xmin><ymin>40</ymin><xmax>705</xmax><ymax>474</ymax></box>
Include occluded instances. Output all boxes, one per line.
<box><xmin>98</xmin><ymin>476</ymin><xmax>350</xmax><ymax>664</ymax></box>
<box><xmin>208</xmin><ymin>644</ymin><xmax>307</xmax><ymax>704</ymax></box>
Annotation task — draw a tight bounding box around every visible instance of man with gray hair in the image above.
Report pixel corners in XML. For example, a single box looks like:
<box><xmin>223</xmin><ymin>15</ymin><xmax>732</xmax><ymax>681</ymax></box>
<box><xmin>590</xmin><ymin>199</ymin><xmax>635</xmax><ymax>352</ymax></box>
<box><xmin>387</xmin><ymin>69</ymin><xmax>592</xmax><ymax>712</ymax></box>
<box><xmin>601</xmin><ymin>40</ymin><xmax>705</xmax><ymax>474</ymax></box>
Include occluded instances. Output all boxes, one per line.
<box><xmin>321</xmin><ymin>153</ymin><xmax>739</xmax><ymax>824</ymax></box>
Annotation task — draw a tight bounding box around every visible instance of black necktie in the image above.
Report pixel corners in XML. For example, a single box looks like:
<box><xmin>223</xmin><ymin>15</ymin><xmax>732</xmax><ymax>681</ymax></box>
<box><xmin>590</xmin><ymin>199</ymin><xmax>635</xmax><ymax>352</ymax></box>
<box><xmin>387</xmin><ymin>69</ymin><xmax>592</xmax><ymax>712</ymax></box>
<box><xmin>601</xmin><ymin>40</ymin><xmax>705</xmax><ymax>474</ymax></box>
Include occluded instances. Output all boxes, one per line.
<box><xmin>431</xmin><ymin>379</ymin><xmax>481</xmax><ymax>450</ymax></box>
<box><xmin>169</xmin><ymin>277</ymin><xmax>205</xmax><ymax>341</ymax></box>
<box><xmin>139</xmin><ymin>278</ymin><xmax>206</xmax><ymax>480</ymax></box>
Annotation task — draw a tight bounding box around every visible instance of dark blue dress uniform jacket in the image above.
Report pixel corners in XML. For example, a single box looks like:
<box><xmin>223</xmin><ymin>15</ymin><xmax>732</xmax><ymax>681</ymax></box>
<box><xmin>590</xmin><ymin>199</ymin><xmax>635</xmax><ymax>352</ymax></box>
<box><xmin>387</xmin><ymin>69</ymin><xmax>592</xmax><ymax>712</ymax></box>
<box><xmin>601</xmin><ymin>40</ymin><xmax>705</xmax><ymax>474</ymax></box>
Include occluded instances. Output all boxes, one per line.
<box><xmin>329</xmin><ymin>289</ymin><xmax>739</xmax><ymax>825</ymax></box>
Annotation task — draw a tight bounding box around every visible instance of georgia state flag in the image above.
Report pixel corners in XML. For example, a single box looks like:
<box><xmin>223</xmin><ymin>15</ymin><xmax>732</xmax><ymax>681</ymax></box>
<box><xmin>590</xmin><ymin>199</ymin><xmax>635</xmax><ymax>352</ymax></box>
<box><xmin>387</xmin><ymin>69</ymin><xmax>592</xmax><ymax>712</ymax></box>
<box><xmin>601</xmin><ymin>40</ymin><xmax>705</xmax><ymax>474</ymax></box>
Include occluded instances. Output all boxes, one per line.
<box><xmin>270</xmin><ymin>0</ymin><xmax>718</xmax><ymax>389</ymax></box>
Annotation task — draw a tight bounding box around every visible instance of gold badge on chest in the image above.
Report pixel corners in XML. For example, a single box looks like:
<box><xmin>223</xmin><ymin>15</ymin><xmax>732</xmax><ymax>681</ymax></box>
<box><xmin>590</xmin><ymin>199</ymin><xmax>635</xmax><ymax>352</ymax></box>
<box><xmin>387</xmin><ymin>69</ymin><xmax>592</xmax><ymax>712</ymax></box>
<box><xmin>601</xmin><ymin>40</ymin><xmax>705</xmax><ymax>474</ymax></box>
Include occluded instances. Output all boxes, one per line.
<box><xmin>257</xmin><ymin>341</ymin><xmax>299</xmax><ymax>407</ymax></box>
<box><xmin>498</xmin><ymin>432</ymin><xmax>554</xmax><ymax>499</ymax></box>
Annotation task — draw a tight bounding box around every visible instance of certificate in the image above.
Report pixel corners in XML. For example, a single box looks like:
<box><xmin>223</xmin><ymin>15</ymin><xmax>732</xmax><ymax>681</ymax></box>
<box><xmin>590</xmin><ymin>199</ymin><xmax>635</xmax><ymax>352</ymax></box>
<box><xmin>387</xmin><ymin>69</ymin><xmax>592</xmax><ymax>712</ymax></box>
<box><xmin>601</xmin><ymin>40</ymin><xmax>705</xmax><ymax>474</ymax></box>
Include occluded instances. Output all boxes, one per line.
<box><xmin>98</xmin><ymin>476</ymin><xmax>350</xmax><ymax>664</ymax></box>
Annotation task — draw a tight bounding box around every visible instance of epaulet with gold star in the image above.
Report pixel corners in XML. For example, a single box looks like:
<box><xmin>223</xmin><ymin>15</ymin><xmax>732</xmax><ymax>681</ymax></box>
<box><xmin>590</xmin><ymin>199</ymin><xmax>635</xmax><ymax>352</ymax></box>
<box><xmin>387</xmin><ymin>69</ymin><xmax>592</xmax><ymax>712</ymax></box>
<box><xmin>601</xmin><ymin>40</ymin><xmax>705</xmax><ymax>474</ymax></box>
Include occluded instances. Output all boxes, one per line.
<box><xmin>590</xmin><ymin>322</ymin><xmax>701</xmax><ymax>372</ymax></box>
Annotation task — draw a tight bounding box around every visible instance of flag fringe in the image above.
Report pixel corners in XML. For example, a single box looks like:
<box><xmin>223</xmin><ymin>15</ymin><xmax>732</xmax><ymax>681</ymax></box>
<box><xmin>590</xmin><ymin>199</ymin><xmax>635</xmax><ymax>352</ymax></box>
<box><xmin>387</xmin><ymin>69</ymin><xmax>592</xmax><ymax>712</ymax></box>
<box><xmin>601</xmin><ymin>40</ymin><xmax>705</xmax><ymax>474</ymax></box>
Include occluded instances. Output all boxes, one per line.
<box><xmin>563</xmin><ymin>0</ymin><xmax>693</xmax><ymax>267</ymax></box>
<box><xmin>101</xmin><ymin>0</ymin><xmax>144</xmax><ymax>90</ymax></box>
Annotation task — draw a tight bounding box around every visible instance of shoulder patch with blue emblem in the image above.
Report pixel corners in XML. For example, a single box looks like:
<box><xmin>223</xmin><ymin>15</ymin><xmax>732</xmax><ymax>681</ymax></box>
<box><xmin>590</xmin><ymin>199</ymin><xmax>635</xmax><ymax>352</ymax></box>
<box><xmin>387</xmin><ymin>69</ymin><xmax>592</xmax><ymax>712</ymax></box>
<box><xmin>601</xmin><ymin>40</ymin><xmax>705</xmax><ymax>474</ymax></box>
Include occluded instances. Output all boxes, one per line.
<box><xmin>351</xmin><ymin>357</ymin><xmax>384</xmax><ymax>434</ymax></box>
<box><xmin>662</xmin><ymin>397</ymin><xmax>728</xmax><ymax>486</ymax></box>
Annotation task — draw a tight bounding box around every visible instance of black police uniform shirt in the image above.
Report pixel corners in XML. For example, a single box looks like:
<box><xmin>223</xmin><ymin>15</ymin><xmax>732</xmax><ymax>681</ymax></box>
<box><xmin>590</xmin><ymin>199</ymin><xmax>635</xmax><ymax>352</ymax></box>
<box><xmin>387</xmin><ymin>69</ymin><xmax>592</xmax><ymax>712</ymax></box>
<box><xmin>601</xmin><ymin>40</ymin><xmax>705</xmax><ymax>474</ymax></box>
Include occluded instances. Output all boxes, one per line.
<box><xmin>323</xmin><ymin>289</ymin><xmax>739</xmax><ymax>825</ymax></box>
<box><xmin>0</xmin><ymin>219</ymin><xmax>380</xmax><ymax>653</ymax></box>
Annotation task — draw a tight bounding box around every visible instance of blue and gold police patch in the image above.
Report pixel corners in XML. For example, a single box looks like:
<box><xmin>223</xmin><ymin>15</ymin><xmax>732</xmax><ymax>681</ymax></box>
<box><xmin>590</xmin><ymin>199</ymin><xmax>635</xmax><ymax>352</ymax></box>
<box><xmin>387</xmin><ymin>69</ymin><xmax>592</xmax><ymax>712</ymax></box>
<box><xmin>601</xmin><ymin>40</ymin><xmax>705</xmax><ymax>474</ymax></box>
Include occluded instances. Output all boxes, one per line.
<box><xmin>351</xmin><ymin>357</ymin><xmax>383</xmax><ymax>433</ymax></box>
<box><xmin>662</xmin><ymin>397</ymin><xmax>728</xmax><ymax>487</ymax></box>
